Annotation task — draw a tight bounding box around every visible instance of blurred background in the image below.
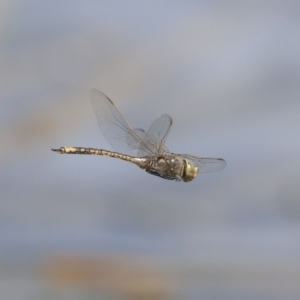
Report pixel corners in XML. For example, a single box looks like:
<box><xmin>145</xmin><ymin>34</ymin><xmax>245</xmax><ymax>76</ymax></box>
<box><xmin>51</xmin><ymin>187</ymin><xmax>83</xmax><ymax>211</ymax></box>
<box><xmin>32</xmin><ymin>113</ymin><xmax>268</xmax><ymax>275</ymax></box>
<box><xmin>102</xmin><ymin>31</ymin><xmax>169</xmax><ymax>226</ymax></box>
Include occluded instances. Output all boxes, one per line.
<box><xmin>1</xmin><ymin>1</ymin><xmax>300</xmax><ymax>299</ymax></box>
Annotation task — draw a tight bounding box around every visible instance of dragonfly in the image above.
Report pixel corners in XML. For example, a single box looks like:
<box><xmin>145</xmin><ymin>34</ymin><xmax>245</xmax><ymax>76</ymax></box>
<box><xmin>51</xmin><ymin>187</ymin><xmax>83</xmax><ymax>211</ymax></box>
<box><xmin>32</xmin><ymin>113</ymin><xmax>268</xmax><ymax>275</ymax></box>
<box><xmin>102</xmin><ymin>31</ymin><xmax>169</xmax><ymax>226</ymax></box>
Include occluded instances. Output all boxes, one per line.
<box><xmin>52</xmin><ymin>89</ymin><xmax>225</xmax><ymax>182</ymax></box>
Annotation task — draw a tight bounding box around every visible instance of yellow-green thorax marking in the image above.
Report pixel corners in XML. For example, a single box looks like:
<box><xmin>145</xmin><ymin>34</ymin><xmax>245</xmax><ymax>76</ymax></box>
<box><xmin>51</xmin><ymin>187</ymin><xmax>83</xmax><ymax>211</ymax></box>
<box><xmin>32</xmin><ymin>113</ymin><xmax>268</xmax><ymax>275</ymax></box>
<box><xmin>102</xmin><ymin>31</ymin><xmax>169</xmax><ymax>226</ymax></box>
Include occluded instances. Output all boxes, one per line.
<box><xmin>182</xmin><ymin>159</ymin><xmax>198</xmax><ymax>182</ymax></box>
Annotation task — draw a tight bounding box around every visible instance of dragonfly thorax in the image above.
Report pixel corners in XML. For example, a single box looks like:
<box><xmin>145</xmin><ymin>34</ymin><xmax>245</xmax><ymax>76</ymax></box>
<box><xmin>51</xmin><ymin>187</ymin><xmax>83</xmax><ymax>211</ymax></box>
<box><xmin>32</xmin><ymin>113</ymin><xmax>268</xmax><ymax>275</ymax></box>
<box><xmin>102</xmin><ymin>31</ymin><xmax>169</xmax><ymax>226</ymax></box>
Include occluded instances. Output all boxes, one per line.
<box><xmin>141</xmin><ymin>155</ymin><xmax>198</xmax><ymax>182</ymax></box>
<box><xmin>140</xmin><ymin>154</ymin><xmax>185</xmax><ymax>181</ymax></box>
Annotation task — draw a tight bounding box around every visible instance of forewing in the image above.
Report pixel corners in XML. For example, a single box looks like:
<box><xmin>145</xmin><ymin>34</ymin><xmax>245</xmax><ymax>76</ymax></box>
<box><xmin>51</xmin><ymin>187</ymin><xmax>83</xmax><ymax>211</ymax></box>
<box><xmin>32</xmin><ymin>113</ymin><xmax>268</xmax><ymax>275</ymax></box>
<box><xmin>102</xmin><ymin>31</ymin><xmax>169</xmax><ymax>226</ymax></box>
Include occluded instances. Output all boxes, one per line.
<box><xmin>132</xmin><ymin>128</ymin><xmax>145</xmax><ymax>139</ymax></box>
<box><xmin>90</xmin><ymin>89</ymin><xmax>146</xmax><ymax>155</ymax></box>
<box><xmin>137</xmin><ymin>114</ymin><xmax>172</xmax><ymax>156</ymax></box>
<box><xmin>181</xmin><ymin>154</ymin><xmax>226</xmax><ymax>173</ymax></box>
<box><xmin>126</xmin><ymin>128</ymin><xmax>146</xmax><ymax>151</ymax></box>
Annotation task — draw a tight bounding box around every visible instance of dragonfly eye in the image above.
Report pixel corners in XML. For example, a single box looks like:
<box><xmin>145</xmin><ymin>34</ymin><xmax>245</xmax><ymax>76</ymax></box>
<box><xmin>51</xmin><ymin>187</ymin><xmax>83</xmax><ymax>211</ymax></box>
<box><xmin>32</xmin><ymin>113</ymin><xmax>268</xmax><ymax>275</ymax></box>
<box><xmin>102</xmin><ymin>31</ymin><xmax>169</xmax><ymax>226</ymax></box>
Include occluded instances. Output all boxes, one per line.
<box><xmin>182</xmin><ymin>159</ymin><xmax>198</xmax><ymax>182</ymax></box>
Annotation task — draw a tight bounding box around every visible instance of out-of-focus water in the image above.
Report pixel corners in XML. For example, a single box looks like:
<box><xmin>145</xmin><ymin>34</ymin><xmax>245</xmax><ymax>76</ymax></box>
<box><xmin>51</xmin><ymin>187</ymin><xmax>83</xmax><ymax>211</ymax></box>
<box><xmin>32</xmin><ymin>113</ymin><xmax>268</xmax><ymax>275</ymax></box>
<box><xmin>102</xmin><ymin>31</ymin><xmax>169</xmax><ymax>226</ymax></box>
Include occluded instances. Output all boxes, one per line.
<box><xmin>1</xmin><ymin>1</ymin><xmax>300</xmax><ymax>299</ymax></box>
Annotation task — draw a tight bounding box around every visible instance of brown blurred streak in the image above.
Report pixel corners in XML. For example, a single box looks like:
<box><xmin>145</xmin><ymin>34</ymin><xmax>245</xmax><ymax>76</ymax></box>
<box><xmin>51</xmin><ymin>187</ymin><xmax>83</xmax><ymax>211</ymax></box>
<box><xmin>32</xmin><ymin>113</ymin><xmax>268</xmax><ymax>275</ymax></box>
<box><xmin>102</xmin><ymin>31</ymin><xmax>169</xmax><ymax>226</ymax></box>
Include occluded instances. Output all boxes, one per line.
<box><xmin>15</xmin><ymin>95</ymin><xmax>86</xmax><ymax>146</ymax></box>
<box><xmin>40</xmin><ymin>254</ymin><xmax>171</xmax><ymax>300</ymax></box>
<box><xmin>1</xmin><ymin>91</ymin><xmax>89</xmax><ymax>159</ymax></box>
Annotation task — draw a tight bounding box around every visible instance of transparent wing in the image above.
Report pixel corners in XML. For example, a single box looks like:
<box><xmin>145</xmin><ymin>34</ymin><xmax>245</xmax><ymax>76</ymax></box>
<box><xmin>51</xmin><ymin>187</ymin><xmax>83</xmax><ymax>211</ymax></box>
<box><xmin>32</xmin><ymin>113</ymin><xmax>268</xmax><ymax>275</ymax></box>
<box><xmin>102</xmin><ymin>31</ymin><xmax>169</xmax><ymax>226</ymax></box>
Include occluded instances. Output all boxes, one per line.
<box><xmin>181</xmin><ymin>154</ymin><xmax>226</xmax><ymax>173</ymax></box>
<box><xmin>137</xmin><ymin>114</ymin><xmax>172</xmax><ymax>157</ymax></box>
<box><xmin>90</xmin><ymin>89</ymin><xmax>153</xmax><ymax>156</ymax></box>
<box><xmin>127</xmin><ymin>128</ymin><xmax>146</xmax><ymax>151</ymax></box>
<box><xmin>132</xmin><ymin>128</ymin><xmax>145</xmax><ymax>139</ymax></box>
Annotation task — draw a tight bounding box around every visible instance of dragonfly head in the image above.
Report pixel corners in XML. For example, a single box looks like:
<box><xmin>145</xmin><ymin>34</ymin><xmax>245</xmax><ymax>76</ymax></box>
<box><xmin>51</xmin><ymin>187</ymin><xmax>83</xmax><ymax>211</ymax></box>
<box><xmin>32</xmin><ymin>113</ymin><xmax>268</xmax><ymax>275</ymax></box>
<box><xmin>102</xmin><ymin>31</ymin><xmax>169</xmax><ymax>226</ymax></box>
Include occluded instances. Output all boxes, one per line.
<box><xmin>182</xmin><ymin>159</ymin><xmax>198</xmax><ymax>182</ymax></box>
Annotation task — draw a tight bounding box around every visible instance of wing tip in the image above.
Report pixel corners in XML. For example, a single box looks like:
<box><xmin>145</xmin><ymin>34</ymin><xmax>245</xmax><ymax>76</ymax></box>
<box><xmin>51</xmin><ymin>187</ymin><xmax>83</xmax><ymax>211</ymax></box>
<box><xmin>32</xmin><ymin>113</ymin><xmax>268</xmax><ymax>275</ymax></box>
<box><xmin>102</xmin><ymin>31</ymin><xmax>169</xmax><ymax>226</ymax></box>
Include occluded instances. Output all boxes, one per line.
<box><xmin>90</xmin><ymin>89</ymin><xmax>115</xmax><ymax>105</ymax></box>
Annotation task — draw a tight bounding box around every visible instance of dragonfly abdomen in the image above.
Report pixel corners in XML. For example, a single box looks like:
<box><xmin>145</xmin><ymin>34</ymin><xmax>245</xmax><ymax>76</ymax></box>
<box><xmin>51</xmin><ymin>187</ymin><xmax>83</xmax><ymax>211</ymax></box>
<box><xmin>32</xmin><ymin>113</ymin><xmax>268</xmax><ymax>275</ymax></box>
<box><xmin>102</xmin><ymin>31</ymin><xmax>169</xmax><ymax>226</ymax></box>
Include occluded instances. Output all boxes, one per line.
<box><xmin>51</xmin><ymin>147</ymin><xmax>137</xmax><ymax>163</ymax></box>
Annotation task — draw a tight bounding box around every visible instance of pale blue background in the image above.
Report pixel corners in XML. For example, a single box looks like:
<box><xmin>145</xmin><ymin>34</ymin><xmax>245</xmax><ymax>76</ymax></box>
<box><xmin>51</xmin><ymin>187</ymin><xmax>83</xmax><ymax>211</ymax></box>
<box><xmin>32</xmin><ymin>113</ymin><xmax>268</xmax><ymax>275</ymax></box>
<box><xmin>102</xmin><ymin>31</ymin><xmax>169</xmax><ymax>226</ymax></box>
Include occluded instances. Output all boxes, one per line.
<box><xmin>1</xmin><ymin>1</ymin><xmax>300</xmax><ymax>299</ymax></box>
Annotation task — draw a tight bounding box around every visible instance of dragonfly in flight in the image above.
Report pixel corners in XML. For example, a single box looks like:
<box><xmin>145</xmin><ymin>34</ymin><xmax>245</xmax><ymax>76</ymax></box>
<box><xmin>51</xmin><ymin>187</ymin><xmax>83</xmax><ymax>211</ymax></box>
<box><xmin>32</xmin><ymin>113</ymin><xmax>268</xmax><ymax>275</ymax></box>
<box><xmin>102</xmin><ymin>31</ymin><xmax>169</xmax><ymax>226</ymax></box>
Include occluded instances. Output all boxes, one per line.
<box><xmin>52</xmin><ymin>89</ymin><xmax>225</xmax><ymax>182</ymax></box>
